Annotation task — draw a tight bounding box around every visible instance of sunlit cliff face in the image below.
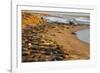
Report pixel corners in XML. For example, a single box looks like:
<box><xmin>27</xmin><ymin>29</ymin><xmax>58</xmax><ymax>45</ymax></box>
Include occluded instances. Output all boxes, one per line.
<box><xmin>22</xmin><ymin>12</ymin><xmax>47</xmax><ymax>29</ymax></box>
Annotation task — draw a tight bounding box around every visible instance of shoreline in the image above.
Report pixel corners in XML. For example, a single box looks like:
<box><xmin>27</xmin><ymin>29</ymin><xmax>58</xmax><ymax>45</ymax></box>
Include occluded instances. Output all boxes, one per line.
<box><xmin>40</xmin><ymin>24</ymin><xmax>90</xmax><ymax>60</ymax></box>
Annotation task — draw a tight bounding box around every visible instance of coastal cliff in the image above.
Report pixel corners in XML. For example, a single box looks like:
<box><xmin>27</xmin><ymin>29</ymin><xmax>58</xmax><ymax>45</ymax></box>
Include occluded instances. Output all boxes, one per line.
<box><xmin>22</xmin><ymin>12</ymin><xmax>90</xmax><ymax>62</ymax></box>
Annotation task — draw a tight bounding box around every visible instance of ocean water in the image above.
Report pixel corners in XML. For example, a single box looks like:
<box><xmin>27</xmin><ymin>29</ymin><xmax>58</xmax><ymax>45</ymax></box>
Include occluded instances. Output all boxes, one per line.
<box><xmin>43</xmin><ymin>16</ymin><xmax>90</xmax><ymax>24</ymax></box>
<box><xmin>76</xmin><ymin>29</ymin><xmax>90</xmax><ymax>43</ymax></box>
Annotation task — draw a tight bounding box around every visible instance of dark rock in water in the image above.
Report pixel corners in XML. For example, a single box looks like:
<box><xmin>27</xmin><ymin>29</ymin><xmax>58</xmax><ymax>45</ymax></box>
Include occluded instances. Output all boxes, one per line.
<box><xmin>72</xmin><ymin>32</ymin><xmax>76</xmax><ymax>35</ymax></box>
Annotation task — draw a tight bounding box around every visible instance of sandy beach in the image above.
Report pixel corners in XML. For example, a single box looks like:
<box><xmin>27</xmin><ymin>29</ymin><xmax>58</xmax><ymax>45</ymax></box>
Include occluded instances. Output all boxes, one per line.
<box><xmin>39</xmin><ymin>24</ymin><xmax>90</xmax><ymax>60</ymax></box>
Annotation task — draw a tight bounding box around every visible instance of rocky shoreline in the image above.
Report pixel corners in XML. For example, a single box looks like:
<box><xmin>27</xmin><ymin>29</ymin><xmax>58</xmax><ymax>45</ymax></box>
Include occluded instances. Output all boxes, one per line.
<box><xmin>22</xmin><ymin>24</ymin><xmax>89</xmax><ymax>62</ymax></box>
<box><xmin>22</xmin><ymin>12</ymin><xmax>90</xmax><ymax>62</ymax></box>
<box><xmin>22</xmin><ymin>25</ymin><xmax>66</xmax><ymax>62</ymax></box>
